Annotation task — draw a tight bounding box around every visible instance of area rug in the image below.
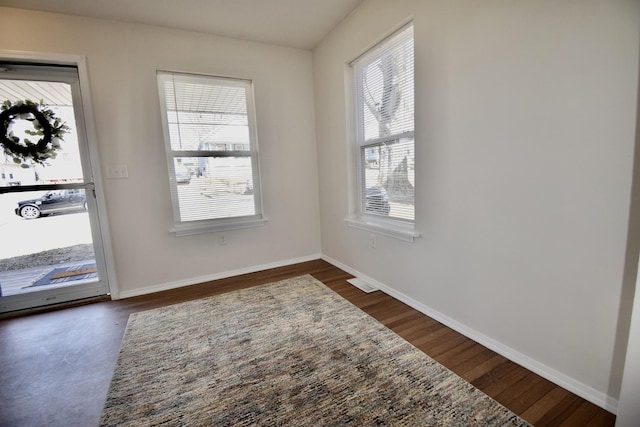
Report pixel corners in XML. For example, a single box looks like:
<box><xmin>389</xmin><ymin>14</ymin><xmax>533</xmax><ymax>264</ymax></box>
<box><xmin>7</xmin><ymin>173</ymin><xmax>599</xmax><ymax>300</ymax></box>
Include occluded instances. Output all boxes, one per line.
<box><xmin>30</xmin><ymin>263</ymin><xmax>97</xmax><ymax>287</ymax></box>
<box><xmin>100</xmin><ymin>275</ymin><xmax>530</xmax><ymax>426</ymax></box>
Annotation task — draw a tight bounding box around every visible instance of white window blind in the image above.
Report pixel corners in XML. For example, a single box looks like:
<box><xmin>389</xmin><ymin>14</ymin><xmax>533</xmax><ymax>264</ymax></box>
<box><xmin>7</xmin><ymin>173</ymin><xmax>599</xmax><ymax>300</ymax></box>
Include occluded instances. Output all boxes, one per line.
<box><xmin>157</xmin><ymin>72</ymin><xmax>263</xmax><ymax>233</ymax></box>
<box><xmin>355</xmin><ymin>24</ymin><xmax>414</xmax><ymax>223</ymax></box>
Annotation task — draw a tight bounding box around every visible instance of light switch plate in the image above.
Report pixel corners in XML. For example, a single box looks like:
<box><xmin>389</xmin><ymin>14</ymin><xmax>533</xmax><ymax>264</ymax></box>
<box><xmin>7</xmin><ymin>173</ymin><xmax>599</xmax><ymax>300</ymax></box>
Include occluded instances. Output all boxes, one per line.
<box><xmin>107</xmin><ymin>164</ymin><xmax>129</xmax><ymax>179</ymax></box>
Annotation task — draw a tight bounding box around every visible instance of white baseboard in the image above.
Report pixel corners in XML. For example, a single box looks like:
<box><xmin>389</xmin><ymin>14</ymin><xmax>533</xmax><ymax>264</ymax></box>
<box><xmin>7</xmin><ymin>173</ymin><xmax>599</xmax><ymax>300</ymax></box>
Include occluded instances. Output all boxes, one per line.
<box><xmin>115</xmin><ymin>254</ymin><xmax>322</xmax><ymax>299</ymax></box>
<box><xmin>321</xmin><ymin>255</ymin><xmax>619</xmax><ymax>414</ymax></box>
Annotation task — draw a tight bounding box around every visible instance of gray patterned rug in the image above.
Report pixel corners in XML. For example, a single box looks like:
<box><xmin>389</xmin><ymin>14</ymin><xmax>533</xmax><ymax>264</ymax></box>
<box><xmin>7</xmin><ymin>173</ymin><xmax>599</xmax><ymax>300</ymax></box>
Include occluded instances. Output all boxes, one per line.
<box><xmin>100</xmin><ymin>275</ymin><xmax>530</xmax><ymax>426</ymax></box>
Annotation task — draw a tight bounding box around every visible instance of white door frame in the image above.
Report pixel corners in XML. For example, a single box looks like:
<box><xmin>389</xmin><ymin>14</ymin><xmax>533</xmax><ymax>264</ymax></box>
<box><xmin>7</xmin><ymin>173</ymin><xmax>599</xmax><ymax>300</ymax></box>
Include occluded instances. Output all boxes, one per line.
<box><xmin>0</xmin><ymin>49</ymin><xmax>119</xmax><ymax>303</ymax></box>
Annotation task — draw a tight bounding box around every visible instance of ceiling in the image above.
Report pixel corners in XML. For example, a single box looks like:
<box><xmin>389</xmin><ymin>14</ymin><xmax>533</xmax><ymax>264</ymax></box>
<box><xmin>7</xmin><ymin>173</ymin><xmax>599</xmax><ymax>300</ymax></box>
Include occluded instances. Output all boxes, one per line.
<box><xmin>0</xmin><ymin>0</ymin><xmax>363</xmax><ymax>50</ymax></box>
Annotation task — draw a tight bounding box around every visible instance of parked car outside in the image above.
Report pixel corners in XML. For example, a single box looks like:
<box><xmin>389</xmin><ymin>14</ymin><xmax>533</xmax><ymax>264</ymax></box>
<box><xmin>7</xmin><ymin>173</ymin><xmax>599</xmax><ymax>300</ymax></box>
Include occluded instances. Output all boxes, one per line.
<box><xmin>365</xmin><ymin>186</ymin><xmax>391</xmax><ymax>216</ymax></box>
<box><xmin>15</xmin><ymin>189</ymin><xmax>87</xmax><ymax>219</ymax></box>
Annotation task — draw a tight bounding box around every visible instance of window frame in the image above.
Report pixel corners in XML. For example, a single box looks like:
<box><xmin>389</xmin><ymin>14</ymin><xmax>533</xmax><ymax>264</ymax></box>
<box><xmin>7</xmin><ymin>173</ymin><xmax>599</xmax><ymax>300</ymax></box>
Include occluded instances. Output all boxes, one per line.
<box><xmin>346</xmin><ymin>23</ymin><xmax>420</xmax><ymax>243</ymax></box>
<box><xmin>157</xmin><ymin>71</ymin><xmax>266</xmax><ymax>236</ymax></box>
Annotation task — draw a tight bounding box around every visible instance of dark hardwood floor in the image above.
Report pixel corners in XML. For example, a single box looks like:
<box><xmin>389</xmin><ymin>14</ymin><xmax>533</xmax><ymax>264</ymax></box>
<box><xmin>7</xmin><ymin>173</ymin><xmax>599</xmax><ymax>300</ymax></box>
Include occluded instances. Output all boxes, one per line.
<box><xmin>0</xmin><ymin>259</ymin><xmax>615</xmax><ymax>426</ymax></box>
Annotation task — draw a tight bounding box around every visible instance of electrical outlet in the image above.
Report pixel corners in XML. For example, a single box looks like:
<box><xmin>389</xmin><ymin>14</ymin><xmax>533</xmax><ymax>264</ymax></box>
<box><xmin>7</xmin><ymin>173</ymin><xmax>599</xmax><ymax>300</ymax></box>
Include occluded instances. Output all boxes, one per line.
<box><xmin>370</xmin><ymin>233</ymin><xmax>376</xmax><ymax>248</ymax></box>
<box><xmin>218</xmin><ymin>235</ymin><xmax>227</xmax><ymax>246</ymax></box>
<box><xmin>107</xmin><ymin>164</ymin><xmax>129</xmax><ymax>179</ymax></box>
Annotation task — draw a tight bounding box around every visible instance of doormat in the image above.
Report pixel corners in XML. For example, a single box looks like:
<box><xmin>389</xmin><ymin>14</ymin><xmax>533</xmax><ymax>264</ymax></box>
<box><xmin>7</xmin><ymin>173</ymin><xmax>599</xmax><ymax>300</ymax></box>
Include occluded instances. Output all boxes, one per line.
<box><xmin>30</xmin><ymin>263</ymin><xmax>97</xmax><ymax>287</ymax></box>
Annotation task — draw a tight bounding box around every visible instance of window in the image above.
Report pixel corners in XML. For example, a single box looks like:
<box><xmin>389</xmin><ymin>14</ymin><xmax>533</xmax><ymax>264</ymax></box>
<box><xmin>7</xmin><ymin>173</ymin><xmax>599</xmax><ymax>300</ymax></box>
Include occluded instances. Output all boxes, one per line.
<box><xmin>157</xmin><ymin>72</ymin><xmax>264</xmax><ymax>235</ymax></box>
<box><xmin>348</xmin><ymin>23</ymin><xmax>418</xmax><ymax>242</ymax></box>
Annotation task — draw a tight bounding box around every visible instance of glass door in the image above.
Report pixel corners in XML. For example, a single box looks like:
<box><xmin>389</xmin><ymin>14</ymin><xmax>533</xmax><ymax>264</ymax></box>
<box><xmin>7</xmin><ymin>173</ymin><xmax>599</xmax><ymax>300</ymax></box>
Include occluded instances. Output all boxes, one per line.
<box><xmin>0</xmin><ymin>63</ymin><xmax>109</xmax><ymax>313</ymax></box>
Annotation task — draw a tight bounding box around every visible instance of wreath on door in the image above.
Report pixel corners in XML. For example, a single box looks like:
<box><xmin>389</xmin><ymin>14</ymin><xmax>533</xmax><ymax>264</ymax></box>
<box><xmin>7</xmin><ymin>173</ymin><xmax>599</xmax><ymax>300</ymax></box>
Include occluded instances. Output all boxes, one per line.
<box><xmin>0</xmin><ymin>99</ymin><xmax>69</xmax><ymax>167</ymax></box>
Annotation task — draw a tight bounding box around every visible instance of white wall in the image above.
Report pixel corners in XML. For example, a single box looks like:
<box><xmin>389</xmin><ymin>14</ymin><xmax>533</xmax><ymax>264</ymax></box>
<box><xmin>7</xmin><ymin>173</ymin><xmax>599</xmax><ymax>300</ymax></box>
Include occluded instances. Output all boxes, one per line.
<box><xmin>313</xmin><ymin>0</ymin><xmax>640</xmax><ymax>409</ymax></box>
<box><xmin>0</xmin><ymin>7</ymin><xmax>321</xmax><ymax>296</ymax></box>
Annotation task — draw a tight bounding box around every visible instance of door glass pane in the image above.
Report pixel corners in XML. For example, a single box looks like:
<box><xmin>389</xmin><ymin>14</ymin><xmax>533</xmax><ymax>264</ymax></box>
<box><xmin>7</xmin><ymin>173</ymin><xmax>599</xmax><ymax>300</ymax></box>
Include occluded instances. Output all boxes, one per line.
<box><xmin>0</xmin><ymin>191</ymin><xmax>96</xmax><ymax>297</ymax></box>
<box><xmin>0</xmin><ymin>80</ymin><xmax>84</xmax><ymax>184</ymax></box>
<box><xmin>0</xmin><ymin>79</ymin><xmax>99</xmax><ymax>300</ymax></box>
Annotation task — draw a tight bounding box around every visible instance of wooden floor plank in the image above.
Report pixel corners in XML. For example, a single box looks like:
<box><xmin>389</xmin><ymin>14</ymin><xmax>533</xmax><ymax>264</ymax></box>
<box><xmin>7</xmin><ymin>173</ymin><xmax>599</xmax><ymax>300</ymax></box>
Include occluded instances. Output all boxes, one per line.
<box><xmin>432</xmin><ymin>339</ymin><xmax>477</xmax><ymax>366</ymax></box>
<box><xmin>471</xmin><ymin>359</ymin><xmax>521</xmax><ymax>390</ymax></box>
<box><xmin>520</xmin><ymin>387</ymin><xmax>574</xmax><ymax>425</ymax></box>
<box><xmin>394</xmin><ymin>317</ymin><xmax>443</xmax><ymax>341</ymax></box>
<box><xmin>584</xmin><ymin>410</ymin><xmax>617</xmax><ymax>427</ymax></box>
<box><xmin>414</xmin><ymin>327</ymin><xmax>461</xmax><ymax>351</ymax></box>
<box><xmin>500</xmin><ymin>373</ymin><xmax>557</xmax><ymax>415</ymax></box>
<box><xmin>437</xmin><ymin>339</ymin><xmax>489</xmax><ymax>369</ymax></box>
<box><xmin>386</xmin><ymin>313</ymin><xmax>437</xmax><ymax>335</ymax></box>
<box><xmin>379</xmin><ymin>308</ymin><xmax>424</xmax><ymax>328</ymax></box>
<box><xmin>558</xmin><ymin>400</ymin><xmax>605</xmax><ymax>427</ymax></box>
<box><xmin>536</xmin><ymin>393</ymin><xmax>584</xmax><ymax>426</ymax></box>
<box><xmin>461</xmin><ymin>353</ymin><xmax>509</xmax><ymax>382</ymax></box>
<box><xmin>479</xmin><ymin>364</ymin><xmax>531</xmax><ymax>399</ymax></box>
<box><xmin>449</xmin><ymin>346</ymin><xmax>496</xmax><ymax>373</ymax></box>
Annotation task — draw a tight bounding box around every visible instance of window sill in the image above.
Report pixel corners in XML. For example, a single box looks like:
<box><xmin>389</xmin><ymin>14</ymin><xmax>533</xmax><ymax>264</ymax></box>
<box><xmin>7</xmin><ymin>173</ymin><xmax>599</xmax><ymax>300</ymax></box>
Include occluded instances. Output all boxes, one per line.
<box><xmin>171</xmin><ymin>217</ymin><xmax>268</xmax><ymax>237</ymax></box>
<box><xmin>345</xmin><ymin>215</ymin><xmax>420</xmax><ymax>243</ymax></box>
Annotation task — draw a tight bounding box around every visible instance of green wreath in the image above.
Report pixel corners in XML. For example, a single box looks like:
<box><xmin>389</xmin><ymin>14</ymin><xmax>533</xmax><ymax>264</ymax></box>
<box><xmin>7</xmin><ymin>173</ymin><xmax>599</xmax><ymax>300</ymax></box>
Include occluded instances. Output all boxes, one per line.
<box><xmin>0</xmin><ymin>99</ymin><xmax>70</xmax><ymax>167</ymax></box>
